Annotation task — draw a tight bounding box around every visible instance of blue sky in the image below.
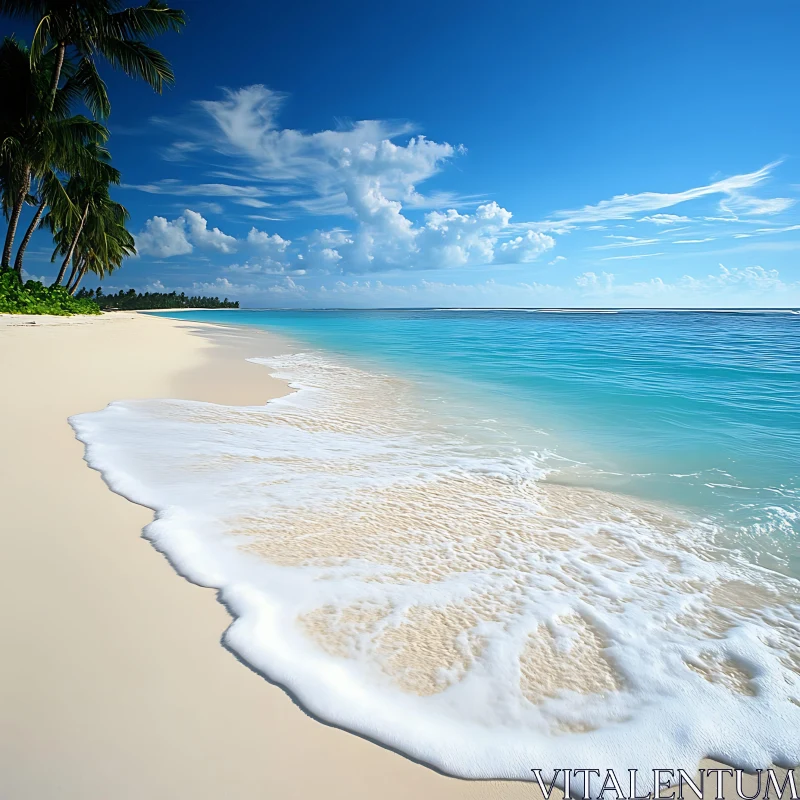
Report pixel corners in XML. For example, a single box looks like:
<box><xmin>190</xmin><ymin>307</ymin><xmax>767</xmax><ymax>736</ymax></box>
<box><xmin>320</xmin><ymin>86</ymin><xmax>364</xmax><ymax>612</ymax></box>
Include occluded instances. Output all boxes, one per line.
<box><xmin>6</xmin><ymin>1</ymin><xmax>800</xmax><ymax>307</ymax></box>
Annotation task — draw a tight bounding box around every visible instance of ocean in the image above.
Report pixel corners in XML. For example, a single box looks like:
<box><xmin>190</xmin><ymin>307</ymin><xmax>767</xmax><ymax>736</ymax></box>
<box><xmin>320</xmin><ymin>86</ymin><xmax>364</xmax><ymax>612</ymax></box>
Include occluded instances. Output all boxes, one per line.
<box><xmin>71</xmin><ymin>308</ymin><xmax>800</xmax><ymax>783</ymax></box>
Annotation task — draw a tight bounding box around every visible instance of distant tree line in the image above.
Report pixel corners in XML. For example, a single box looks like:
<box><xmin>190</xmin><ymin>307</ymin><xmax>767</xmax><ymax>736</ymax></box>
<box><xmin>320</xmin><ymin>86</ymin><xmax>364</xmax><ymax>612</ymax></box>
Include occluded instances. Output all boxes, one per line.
<box><xmin>74</xmin><ymin>287</ymin><xmax>239</xmax><ymax>310</ymax></box>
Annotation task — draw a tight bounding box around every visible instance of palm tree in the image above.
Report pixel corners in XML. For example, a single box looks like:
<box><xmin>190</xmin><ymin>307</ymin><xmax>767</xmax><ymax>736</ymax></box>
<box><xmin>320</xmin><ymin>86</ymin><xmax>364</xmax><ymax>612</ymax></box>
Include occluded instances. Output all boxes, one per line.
<box><xmin>0</xmin><ymin>0</ymin><xmax>186</xmax><ymax>117</ymax></box>
<box><xmin>66</xmin><ymin>199</ymin><xmax>135</xmax><ymax>293</ymax></box>
<box><xmin>0</xmin><ymin>36</ymin><xmax>109</xmax><ymax>274</ymax></box>
<box><xmin>46</xmin><ymin>166</ymin><xmax>124</xmax><ymax>286</ymax></box>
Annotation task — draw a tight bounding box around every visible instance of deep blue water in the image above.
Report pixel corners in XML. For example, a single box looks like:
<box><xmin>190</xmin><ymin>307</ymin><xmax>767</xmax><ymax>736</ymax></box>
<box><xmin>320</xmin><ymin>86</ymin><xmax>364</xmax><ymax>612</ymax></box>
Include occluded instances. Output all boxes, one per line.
<box><xmin>155</xmin><ymin>309</ymin><xmax>800</xmax><ymax>572</ymax></box>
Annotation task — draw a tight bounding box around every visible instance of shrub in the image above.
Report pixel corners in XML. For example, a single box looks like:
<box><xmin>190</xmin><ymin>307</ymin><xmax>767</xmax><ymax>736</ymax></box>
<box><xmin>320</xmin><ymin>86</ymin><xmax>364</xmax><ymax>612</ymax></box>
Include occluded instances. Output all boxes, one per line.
<box><xmin>0</xmin><ymin>269</ymin><xmax>101</xmax><ymax>315</ymax></box>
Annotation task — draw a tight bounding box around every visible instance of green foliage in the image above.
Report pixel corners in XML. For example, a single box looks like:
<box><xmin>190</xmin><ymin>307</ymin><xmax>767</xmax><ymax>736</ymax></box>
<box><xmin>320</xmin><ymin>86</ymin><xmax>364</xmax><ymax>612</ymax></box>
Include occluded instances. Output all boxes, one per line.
<box><xmin>1</xmin><ymin>1</ymin><xmax>186</xmax><ymax>284</ymax></box>
<box><xmin>0</xmin><ymin>266</ymin><xmax>99</xmax><ymax>314</ymax></box>
<box><xmin>6</xmin><ymin>0</ymin><xmax>187</xmax><ymax>117</ymax></box>
<box><xmin>76</xmin><ymin>286</ymin><xmax>239</xmax><ymax>310</ymax></box>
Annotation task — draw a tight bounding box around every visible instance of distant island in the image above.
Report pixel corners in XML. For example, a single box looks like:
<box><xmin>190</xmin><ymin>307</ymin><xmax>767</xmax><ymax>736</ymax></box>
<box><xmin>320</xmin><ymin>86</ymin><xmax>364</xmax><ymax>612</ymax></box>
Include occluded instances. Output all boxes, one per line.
<box><xmin>75</xmin><ymin>287</ymin><xmax>239</xmax><ymax>310</ymax></box>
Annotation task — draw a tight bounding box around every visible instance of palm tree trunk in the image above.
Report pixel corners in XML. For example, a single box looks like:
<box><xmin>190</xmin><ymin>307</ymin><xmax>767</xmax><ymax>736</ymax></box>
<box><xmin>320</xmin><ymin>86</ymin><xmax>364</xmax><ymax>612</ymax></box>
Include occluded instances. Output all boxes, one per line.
<box><xmin>49</xmin><ymin>42</ymin><xmax>66</xmax><ymax>110</ymax></box>
<box><xmin>64</xmin><ymin>255</ymin><xmax>81</xmax><ymax>291</ymax></box>
<box><xmin>2</xmin><ymin>170</ymin><xmax>30</xmax><ymax>271</ymax></box>
<box><xmin>52</xmin><ymin>203</ymin><xmax>88</xmax><ymax>286</ymax></box>
<box><xmin>13</xmin><ymin>198</ymin><xmax>47</xmax><ymax>277</ymax></box>
<box><xmin>68</xmin><ymin>264</ymin><xmax>87</xmax><ymax>295</ymax></box>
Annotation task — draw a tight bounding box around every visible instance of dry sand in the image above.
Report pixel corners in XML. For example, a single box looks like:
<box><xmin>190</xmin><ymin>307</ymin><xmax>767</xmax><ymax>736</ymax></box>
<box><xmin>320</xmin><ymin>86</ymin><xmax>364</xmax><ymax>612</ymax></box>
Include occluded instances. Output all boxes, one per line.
<box><xmin>0</xmin><ymin>312</ymin><xmax>533</xmax><ymax>800</ymax></box>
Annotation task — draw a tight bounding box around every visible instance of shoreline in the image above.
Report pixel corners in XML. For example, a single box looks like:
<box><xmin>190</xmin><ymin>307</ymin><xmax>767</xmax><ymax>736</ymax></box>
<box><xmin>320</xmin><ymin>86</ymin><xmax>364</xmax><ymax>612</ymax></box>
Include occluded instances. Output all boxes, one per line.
<box><xmin>0</xmin><ymin>312</ymin><xmax>790</xmax><ymax>799</ymax></box>
<box><xmin>0</xmin><ymin>312</ymin><xmax>535</xmax><ymax>799</ymax></box>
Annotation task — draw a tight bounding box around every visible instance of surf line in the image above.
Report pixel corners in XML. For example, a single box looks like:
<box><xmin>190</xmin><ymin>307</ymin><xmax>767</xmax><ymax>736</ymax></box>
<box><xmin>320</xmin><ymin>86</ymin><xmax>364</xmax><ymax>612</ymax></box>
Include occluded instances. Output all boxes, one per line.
<box><xmin>529</xmin><ymin>768</ymin><xmax>799</xmax><ymax>800</ymax></box>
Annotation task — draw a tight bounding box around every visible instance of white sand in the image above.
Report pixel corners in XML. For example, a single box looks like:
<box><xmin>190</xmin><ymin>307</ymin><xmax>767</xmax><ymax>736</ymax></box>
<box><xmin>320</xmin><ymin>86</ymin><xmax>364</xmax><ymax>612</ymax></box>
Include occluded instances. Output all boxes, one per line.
<box><xmin>0</xmin><ymin>312</ymin><xmax>532</xmax><ymax>800</ymax></box>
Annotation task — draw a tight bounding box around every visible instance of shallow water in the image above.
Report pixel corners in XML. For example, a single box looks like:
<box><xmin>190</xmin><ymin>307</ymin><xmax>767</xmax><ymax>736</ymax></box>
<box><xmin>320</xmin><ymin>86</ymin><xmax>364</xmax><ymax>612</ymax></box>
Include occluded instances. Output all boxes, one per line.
<box><xmin>72</xmin><ymin>309</ymin><xmax>800</xmax><ymax>784</ymax></box>
<box><xmin>156</xmin><ymin>309</ymin><xmax>800</xmax><ymax>574</ymax></box>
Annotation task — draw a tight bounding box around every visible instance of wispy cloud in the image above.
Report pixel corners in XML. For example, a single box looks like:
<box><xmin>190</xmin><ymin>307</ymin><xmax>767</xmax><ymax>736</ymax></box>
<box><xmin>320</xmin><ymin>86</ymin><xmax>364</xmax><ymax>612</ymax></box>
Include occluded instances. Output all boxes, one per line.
<box><xmin>638</xmin><ymin>214</ymin><xmax>692</xmax><ymax>225</ymax></box>
<box><xmin>600</xmin><ymin>252</ymin><xmax>664</xmax><ymax>261</ymax></box>
<box><xmin>122</xmin><ymin>178</ymin><xmax>269</xmax><ymax>204</ymax></box>
<box><xmin>720</xmin><ymin>194</ymin><xmax>794</xmax><ymax>217</ymax></box>
<box><xmin>733</xmin><ymin>223</ymin><xmax>800</xmax><ymax>239</ymax></box>
<box><xmin>589</xmin><ymin>237</ymin><xmax>659</xmax><ymax>250</ymax></box>
<box><xmin>549</xmin><ymin>161</ymin><xmax>784</xmax><ymax>224</ymax></box>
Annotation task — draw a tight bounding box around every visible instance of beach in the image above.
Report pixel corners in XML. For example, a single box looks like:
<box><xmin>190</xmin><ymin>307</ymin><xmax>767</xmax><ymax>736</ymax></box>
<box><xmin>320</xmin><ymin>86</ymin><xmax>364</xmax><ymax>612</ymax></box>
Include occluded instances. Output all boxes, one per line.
<box><xmin>0</xmin><ymin>312</ymin><xmax>535</xmax><ymax>800</ymax></box>
<box><xmin>1</xmin><ymin>0</ymin><xmax>797</xmax><ymax>793</ymax></box>
<box><xmin>1</xmin><ymin>311</ymin><xmax>795</xmax><ymax>800</ymax></box>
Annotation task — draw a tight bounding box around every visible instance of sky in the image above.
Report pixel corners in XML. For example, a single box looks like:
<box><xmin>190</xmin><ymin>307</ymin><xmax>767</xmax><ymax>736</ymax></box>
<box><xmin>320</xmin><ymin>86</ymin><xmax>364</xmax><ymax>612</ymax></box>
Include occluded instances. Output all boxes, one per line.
<box><xmin>5</xmin><ymin>1</ymin><xmax>800</xmax><ymax>307</ymax></box>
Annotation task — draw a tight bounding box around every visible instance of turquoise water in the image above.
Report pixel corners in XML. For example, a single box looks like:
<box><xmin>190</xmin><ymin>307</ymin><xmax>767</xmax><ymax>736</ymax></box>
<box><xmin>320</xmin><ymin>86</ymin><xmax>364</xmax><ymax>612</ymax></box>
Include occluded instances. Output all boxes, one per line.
<box><xmin>158</xmin><ymin>308</ymin><xmax>800</xmax><ymax>573</ymax></box>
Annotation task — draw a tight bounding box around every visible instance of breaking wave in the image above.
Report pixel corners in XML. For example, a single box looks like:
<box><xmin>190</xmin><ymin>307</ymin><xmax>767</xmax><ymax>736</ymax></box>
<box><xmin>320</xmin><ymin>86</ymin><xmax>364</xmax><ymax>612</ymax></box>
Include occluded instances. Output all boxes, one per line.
<box><xmin>71</xmin><ymin>351</ymin><xmax>800</xmax><ymax>785</ymax></box>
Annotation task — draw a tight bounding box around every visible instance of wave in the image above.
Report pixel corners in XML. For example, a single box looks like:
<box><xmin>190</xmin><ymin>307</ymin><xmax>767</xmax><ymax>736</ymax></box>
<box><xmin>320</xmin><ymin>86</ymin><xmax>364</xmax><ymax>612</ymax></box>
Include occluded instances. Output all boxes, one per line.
<box><xmin>70</xmin><ymin>351</ymin><xmax>800</xmax><ymax>786</ymax></box>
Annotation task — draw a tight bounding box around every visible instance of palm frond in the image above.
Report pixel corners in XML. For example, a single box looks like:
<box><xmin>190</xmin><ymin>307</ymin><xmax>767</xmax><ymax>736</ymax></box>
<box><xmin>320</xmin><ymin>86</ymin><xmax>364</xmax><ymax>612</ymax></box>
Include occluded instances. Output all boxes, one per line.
<box><xmin>106</xmin><ymin>2</ymin><xmax>186</xmax><ymax>40</ymax></box>
<box><xmin>71</xmin><ymin>57</ymin><xmax>111</xmax><ymax>118</ymax></box>
<box><xmin>98</xmin><ymin>36</ymin><xmax>175</xmax><ymax>91</ymax></box>
<box><xmin>29</xmin><ymin>13</ymin><xmax>50</xmax><ymax>64</ymax></box>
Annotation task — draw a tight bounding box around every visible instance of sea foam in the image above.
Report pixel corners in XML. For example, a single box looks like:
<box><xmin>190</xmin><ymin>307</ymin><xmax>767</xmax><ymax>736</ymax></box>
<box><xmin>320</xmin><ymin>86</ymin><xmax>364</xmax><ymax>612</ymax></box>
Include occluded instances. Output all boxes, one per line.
<box><xmin>70</xmin><ymin>351</ymin><xmax>800</xmax><ymax>789</ymax></box>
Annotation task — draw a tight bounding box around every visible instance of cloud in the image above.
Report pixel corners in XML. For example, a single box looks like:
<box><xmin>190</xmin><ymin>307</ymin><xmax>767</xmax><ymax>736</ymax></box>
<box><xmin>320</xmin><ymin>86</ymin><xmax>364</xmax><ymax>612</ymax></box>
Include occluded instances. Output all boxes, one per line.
<box><xmin>183</xmin><ymin>210</ymin><xmax>238</xmax><ymax>253</ymax></box>
<box><xmin>144</xmin><ymin>261</ymin><xmax>799</xmax><ymax>309</ymax></box>
<box><xmin>246</xmin><ymin>228</ymin><xmax>290</xmax><ymax>254</ymax></box>
<box><xmin>686</xmin><ymin>264</ymin><xmax>790</xmax><ymax>292</ymax></box>
<box><xmin>548</xmin><ymin>255</ymin><xmax>566</xmax><ymax>265</ymax></box>
<box><xmin>638</xmin><ymin>214</ymin><xmax>692</xmax><ymax>225</ymax></box>
<box><xmin>194</xmin><ymin>85</ymin><xmax>461</xmax><ymax>209</ymax></box>
<box><xmin>133</xmin><ymin>85</ymin><xmax>800</xmax><ymax>285</ymax></box>
<box><xmin>589</xmin><ymin>237</ymin><xmax>659</xmax><ymax>250</ymax></box>
<box><xmin>267</xmin><ymin>276</ymin><xmax>307</xmax><ymax>296</ymax></box>
<box><xmin>550</xmin><ymin>162</ymin><xmax>784</xmax><ymax>224</ymax></box>
<box><xmin>135</xmin><ymin>209</ymin><xmax>295</xmax><ymax>265</ymax></box>
<box><xmin>294</xmin><ymin>200</ymin><xmax>555</xmax><ymax>273</ymax></box>
<box><xmin>600</xmin><ymin>252</ymin><xmax>664</xmax><ymax>261</ymax></box>
<box><xmin>191</xmin><ymin>275</ymin><xmax>306</xmax><ymax>298</ymax></box>
<box><xmin>316</xmin><ymin>276</ymin><xmax>559</xmax><ymax>305</ymax></box>
<box><xmin>497</xmin><ymin>230</ymin><xmax>556</xmax><ymax>262</ymax></box>
<box><xmin>575</xmin><ymin>271</ymin><xmax>614</xmax><ymax>290</ymax></box>
<box><xmin>732</xmin><ymin>223</ymin><xmax>800</xmax><ymax>239</ymax></box>
<box><xmin>142</xmin><ymin>85</ymin><xmax>558</xmax><ymax>272</ymax></box>
<box><xmin>192</xmin><ymin>201</ymin><xmax>224</xmax><ymax>215</ymax></box>
<box><xmin>135</xmin><ymin>215</ymin><xmax>192</xmax><ymax>257</ymax></box>
<box><xmin>720</xmin><ymin>194</ymin><xmax>794</xmax><ymax>217</ymax></box>
<box><xmin>574</xmin><ymin>264</ymin><xmax>798</xmax><ymax>303</ymax></box>
<box><xmin>407</xmin><ymin>202</ymin><xmax>539</xmax><ymax>269</ymax></box>
<box><xmin>21</xmin><ymin>270</ymin><xmax>50</xmax><ymax>283</ymax></box>
<box><xmin>123</xmin><ymin>178</ymin><xmax>268</xmax><ymax>201</ymax></box>
<box><xmin>135</xmin><ymin>210</ymin><xmax>237</xmax><ymax>257</ymax></box>
<box><xmin>236</xmin><ymin>198</ymin><xmax>273</xmax><ymax>208</ymax></box>
<box><xmin>225</xmin><ymin>259</ymin><xmax>305</xmax><ymax>276</ymax></box>
<box><xmin>191</xmin><ymin>276</ymin><xmax>260</xmax><ymax>297</ymax></box>
<box><xmin>135</xmin><ymin>201</ymin><xmax>553</xmax><ymax>276</ymax></box>
<box><xmin>160</xmin><ymin>140</ymin><xmax>203</xmax><ymax>162</ymax></box>
<box><xmin>673</xmin><ymin>237</ymin><xmax>715</xmax><ymax>244</ymax></box>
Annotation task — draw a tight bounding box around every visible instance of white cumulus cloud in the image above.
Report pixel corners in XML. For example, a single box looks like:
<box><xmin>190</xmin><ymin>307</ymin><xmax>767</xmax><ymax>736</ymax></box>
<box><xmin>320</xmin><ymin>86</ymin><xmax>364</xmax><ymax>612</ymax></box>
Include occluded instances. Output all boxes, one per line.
<box><xmin>136</xmin><ymin>210</ymin><xmax>239</xmax><ymax>257</ymax></box>
<box><xmin>135</xmin><ymin>215</ymin><xmax>193</xmax><ymax>257</ymax></box>
<box><xmin>183</xmin><ymin>210</ymin><xmax>238</xmax><ymax>253</ymax></box>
